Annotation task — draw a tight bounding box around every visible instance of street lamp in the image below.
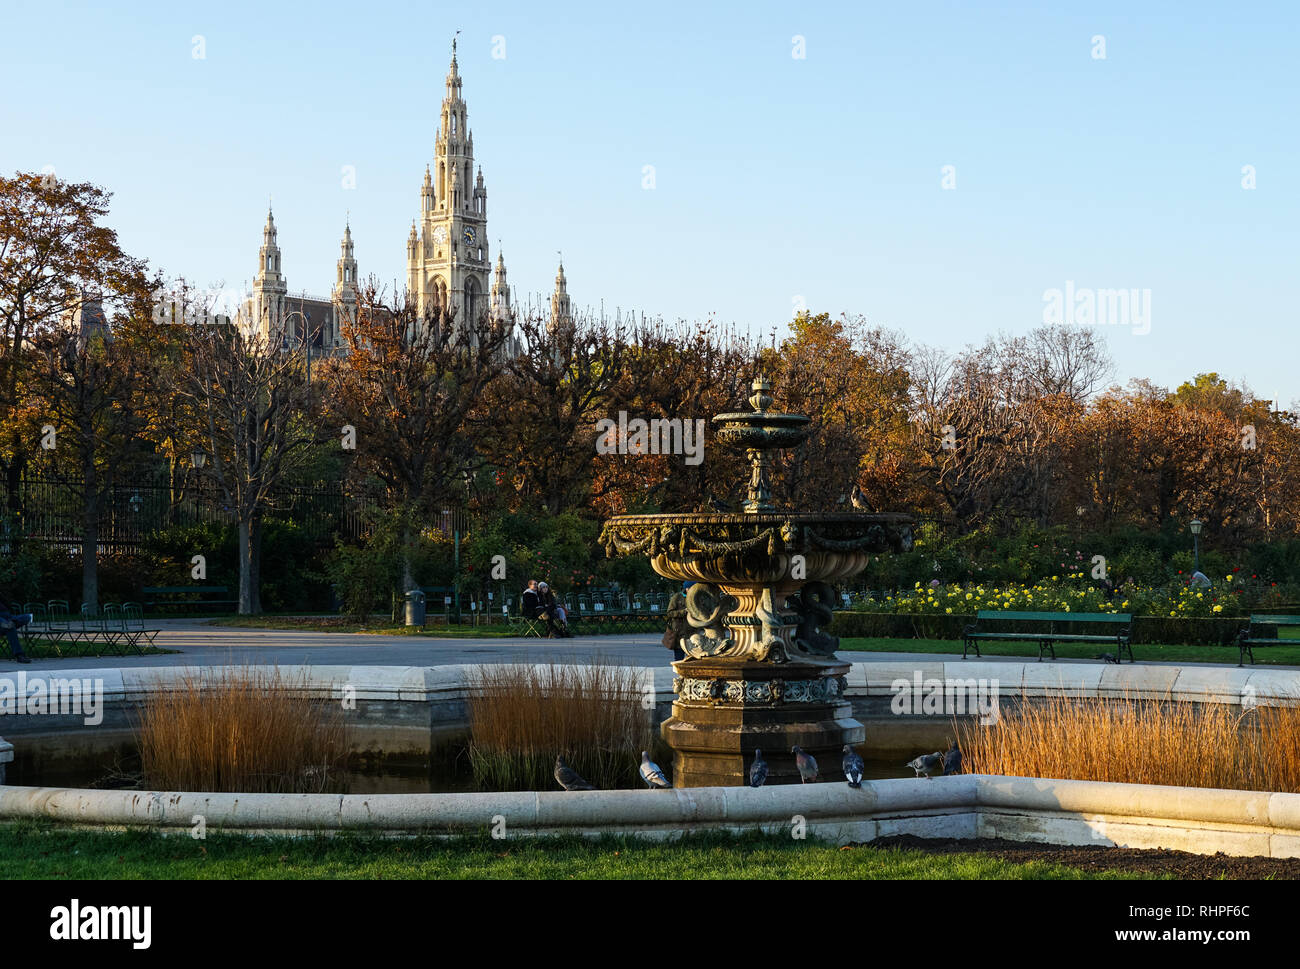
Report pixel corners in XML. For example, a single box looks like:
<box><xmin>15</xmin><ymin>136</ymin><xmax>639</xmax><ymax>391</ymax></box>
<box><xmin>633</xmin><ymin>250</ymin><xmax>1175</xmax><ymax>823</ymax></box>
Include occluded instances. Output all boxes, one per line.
<box><xmin>129</xmin><ymin>492</ymin><xmax>143</xmax><ymax>514</ymax></box>
<box><xmin>1189</xmin><ymin>519</ymin><xmax>1203</xmax><ymax>573</ymax></box>
<box><xmin>191</xmin><ymin>450</ymin><xmax>207</xmax><ymax>470</ymax></box>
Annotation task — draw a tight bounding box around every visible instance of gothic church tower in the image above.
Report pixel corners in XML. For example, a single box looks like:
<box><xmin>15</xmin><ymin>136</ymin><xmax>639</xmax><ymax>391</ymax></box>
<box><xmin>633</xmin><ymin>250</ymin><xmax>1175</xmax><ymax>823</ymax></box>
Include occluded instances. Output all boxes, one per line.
<box><xmin>407</xmin><ymin>40</ymin><xmax>492</xmax><ymax>326</ymax></box>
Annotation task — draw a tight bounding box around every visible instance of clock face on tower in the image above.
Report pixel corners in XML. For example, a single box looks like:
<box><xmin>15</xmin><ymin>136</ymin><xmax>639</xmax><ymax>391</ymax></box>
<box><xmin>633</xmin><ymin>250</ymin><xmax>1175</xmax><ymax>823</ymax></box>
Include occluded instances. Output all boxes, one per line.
<box><xmin>463</xmin><ymin>227</ymin><xmax>476</xmax><ymax>244</ymax></box>
<box><xmin>432</xmin><ymin>225</ymin><xmax>447</xmax><ymax>244</ymax></box>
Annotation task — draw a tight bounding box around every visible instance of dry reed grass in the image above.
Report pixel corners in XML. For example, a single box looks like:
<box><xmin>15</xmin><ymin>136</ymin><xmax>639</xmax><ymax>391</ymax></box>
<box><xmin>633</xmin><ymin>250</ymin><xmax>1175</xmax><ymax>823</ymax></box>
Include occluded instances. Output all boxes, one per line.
<box><xmin>467</xmin><ymin>662</ymin><xmax>657</xmax><ymax>791</ymax></box>
<box><xmin>957</xmin><ymin>693</ymin><xmax>1300</xmax><ymax>792</ymax></box>
<box><xmin>135</xmin><ymin>667</ymin><xmax>351</xmax><ymax>793</ymax></box>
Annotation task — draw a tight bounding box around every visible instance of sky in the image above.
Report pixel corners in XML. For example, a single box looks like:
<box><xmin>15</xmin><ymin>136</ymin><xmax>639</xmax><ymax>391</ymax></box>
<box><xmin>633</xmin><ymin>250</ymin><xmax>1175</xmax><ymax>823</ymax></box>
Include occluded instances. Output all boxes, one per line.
<box><xmin>2</xmin><ymin>0</ymin><xmax>1297</xmax><ymax>403</ymax></box>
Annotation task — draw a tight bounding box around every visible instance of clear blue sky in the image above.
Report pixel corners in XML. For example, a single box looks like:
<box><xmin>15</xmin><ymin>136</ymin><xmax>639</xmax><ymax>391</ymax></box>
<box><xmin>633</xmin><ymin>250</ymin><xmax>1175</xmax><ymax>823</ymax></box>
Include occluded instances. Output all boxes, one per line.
<box><xmin>2</xmin><ymin>0</ymin><xmax>1296</xmax><ymax>401</ymax></box>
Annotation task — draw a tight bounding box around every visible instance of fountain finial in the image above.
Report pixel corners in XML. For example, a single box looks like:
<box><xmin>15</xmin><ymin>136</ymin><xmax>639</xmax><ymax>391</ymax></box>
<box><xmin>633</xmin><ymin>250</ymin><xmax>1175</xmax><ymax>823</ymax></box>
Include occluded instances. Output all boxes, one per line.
<box><xmin>748</xmin><ymin>374</ymin><xmax>774</xmax><ymax>413</ymax></box>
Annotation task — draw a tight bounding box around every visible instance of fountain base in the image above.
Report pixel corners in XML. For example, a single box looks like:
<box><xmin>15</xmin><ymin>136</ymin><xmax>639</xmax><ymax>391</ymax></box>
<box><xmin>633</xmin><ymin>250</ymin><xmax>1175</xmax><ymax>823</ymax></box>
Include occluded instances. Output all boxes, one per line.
<box><xmin>662</xmin><ymin>658</ymin><xmax>865</xmax><ymax>787</ymax></box>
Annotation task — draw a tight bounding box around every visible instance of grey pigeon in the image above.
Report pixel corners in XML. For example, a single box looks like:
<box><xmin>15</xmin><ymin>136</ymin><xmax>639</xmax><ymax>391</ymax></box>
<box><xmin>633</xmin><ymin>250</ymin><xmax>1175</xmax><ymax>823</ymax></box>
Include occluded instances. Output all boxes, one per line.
<box><xmin>850</xmin><ymin>485</ymin><xmax>873</xmax><ymax>512</ymax></box>
<box><xmin>941</xmin><ymin>742</ymin><xmax>962</xmax><ymax>776</ymax></box>
<box><xmin>842</xmin><ymin>744</ymin><xmax>865</xmax><ymax>788</ymax></box>
<box><xmin>639</xmin><ymin>751</ymin><xmax>670</xmax><ymax>789</ymax></box>
<box><xmin>906</xmin><ymin>751</ymin><xmax>944</xmax><ymax>779</ymax></box>
<box><xmin>554</xmin><ymin>755</ymin><xmax>593</xmax><ymax>791</ymax></box>
<box><xmin>749</xmin><ymin>749</ymin><xmax>768</xmax><ymax>788</ymax></box>
<box><xmin>792</xmin><ymin>745</ymin><xmax>818</xmax><ymax>783</ymax></box>
<box><xmin>1095</xmin><ymin>652</ymin><xmax>1120</xmax><ymax>664</ymax></box>
<box><xmin>707</xmin><ymin>493</ymin><xmax>733</xmax><ymax>513</ymax></box>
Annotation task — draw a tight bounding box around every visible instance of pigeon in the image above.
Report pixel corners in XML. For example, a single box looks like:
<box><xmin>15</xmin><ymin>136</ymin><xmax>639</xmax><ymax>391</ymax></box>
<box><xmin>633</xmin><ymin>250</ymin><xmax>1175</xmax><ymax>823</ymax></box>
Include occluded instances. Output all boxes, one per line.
<box><xmin>850</xmin><ymin>485</ymin><xmax>873</xmax><ymax>512</ymax></box>
<box><xmin>792</xmin><ymin>745</ymin><xmax>819</xmax><ymax>783</ymax></box>
<box><xmin>941</xmin><ymin>742</ymin><xmax>962</xmax><ymax>776</ymax></box>
<box><xmin>906</xmin><ymin>751</ymin><xmax>944</xmax><ymax>779</ymax></box>
<box><xmin>707</xmin><ymin>493</ymin><xmax>733</xmax><ymax>513</ymax></box>
<box><xmin>554</xmin><ymin>755</ymin><xmax>593</xmax><ymax>791</ymax></box>
<box><xmin>749</xmin><ymin>749</ymin><xmax>768</xmax><ymax>788</ymax></box>
<box><xmin>639</xmin><ymin>751</ymin><xmax>671</xmax><ymax>789</ymax></box>
<box><xmin>1095</xmin><ymin>652</ymin><xmax>1120</xmax><ymax>665</ymax></box>
<box><xmin>842</xmin><ymin>744</ymin><xmax>865</xmax><ymax>788</ymax></box>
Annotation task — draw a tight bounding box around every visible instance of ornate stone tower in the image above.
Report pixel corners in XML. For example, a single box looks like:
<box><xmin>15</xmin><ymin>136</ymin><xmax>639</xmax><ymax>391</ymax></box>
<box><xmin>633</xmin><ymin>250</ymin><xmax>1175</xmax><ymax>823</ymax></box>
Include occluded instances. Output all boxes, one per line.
<box><xmin>551</xmin><ymin>261</ymin><xmax>572</xmax><ymax>326</ymax></box>
<box><xmin>330</xmin><ymin>220</ymin><xmax>358</xmax><ymax>345</ymax></box>
<box><xmin>490</xmin><ymin>251</ymin><xmax>511</xmax><ymax>323</ymax></box>
<box><xmin>251</xmin><ymin>205</ymin><xmax>287</xmax><ymax>340</ymax></box>
<box><xmin>407</xmin><ymin>39</ymin><xmax>490</xmax><ymax>326</ymax></box>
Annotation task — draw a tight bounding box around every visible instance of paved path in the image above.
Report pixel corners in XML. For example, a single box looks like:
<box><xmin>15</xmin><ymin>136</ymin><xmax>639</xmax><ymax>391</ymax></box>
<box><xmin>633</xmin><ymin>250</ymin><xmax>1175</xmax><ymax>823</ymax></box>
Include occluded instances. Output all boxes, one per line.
<box><xmin>4</xmin><ymin>619</ymin><xmax>1299</xmax><ymax>672</ymax></box>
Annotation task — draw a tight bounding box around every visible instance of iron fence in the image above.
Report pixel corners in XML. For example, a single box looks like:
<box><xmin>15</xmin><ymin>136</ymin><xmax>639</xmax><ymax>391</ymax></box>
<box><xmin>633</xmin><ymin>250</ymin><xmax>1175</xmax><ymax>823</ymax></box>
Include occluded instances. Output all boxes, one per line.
<box><xmin>0</xmin><ymin>474</ymin><xmax>473</xmax><ymax>553</ymax></box>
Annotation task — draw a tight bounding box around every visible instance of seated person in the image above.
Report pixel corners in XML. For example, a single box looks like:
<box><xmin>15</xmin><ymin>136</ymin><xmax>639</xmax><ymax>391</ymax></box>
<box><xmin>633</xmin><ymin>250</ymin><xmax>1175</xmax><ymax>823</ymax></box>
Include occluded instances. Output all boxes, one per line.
<box><xmin>521</xmin><ymin>579</ymin><xmax>542</xmax><ymax>617</ymax></box>
<box><xmin>0</xmin><ymin>594</ymin><xmax>34</xmax><ymax>664</ymax></box>
<box><xmin>537</xmin><ymin>582</ymin><xmax>572</xmax><ymax>638</ymax></box>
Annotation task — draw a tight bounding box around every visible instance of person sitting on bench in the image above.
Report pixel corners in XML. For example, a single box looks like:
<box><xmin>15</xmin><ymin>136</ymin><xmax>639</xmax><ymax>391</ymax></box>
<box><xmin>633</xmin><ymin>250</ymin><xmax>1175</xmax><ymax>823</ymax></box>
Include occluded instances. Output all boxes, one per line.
<box><xmin>537</xmin><ymin>582</ymin><xmax>572</xmax><ymax>638</ymax></box>
<box><xmin>0</xmin><ymin>593</ymin><xmax>33</xmax><ymax>664</ymax></box>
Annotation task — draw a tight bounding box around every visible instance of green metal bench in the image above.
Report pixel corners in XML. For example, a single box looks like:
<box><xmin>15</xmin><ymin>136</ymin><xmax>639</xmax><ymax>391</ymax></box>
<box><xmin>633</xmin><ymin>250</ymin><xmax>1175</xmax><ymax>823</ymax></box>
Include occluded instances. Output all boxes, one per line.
<box><xmin>142</xmin><ymin>585</ymin><xmax>237</xmax><ymax>612</ymax></box>
<box><xmin>12</xmin><ymin>600</ymin><xmax>159</xmax><ymax>657</ymax></box>
<box><xmin>963</xmin><ymin>610</ymin><xmax>1133</xmax><ymax>662</ymax></box>
<box><xmin>1236</xmin><ymin>614</ymin><xmax>1300</xmax><ymax>666</ymax></box>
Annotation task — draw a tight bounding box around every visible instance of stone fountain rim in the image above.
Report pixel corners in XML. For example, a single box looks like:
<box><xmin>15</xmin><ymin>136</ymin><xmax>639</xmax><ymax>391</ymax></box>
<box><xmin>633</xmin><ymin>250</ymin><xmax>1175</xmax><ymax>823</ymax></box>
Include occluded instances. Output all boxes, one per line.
<box><xmin>602</xmin><ymin>511</ymin><xmax>914</xmax><ymax>526</ymax></box>
<box><xmin>712</xmin><ymin>410</ymin><xmax>811</xmax><ymax>426</ymax></box>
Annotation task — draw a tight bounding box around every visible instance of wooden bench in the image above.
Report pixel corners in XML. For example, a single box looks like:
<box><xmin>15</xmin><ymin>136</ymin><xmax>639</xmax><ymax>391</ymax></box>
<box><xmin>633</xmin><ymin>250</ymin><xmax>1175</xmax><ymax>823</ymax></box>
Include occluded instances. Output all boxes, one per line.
<box><xmin>963</xmin><ymin>610</ymin><xmax>1133</xmax><ymax>662</ymax></box>
<box><xmin>142</xmin><ymin>586</ymin><xmax>237</xmax><ymax>613</ymax></box>
<box><xmin>1236</xmin><ymin>614</ymin><xmax>1300</xmax><ymax>666</ymax></box>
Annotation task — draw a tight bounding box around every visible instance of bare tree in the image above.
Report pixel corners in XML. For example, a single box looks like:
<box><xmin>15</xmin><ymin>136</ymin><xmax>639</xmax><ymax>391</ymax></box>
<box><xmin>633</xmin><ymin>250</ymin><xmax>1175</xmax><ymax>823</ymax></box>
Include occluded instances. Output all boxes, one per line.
<box><xmin>171</xmin><ymin>322</ymin><xmax>320</xmax><ymax>614</ymax></box>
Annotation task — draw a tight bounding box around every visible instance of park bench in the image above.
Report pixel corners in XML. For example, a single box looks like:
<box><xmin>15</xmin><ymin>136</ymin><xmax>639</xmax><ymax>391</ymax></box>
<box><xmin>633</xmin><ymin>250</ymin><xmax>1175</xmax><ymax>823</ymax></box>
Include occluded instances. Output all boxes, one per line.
<box><xmin>142</xmin><ymin>585</ymin><xmax>237</xmax><ymax>613</ymax></box>
<box><xmin>962</xmin><ymin>610</ymin><xmax>1133</xmax><ymax>662</ymax></box>
<box><xmin>1236</xmin><ymin>614</ymin><xmax>1300</xmax><ymax>666</ymax></box>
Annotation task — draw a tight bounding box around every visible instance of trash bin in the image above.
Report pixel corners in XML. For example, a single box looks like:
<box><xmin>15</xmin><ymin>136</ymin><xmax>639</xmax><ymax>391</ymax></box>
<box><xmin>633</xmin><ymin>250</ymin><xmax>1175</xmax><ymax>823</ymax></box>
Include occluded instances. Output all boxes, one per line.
<box><xmin>404</xmin><ymin>589</ymin><xmax>426</xmax><ymax>627</ymax></box>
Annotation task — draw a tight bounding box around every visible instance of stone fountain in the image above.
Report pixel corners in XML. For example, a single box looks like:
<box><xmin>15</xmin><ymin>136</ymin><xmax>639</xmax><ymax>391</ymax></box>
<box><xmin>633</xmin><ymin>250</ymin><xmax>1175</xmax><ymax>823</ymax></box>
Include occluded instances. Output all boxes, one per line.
<box><xmin>599</xmin><ymin>375</ymin><xmax>914</xmax><ymax>786</ymax></box>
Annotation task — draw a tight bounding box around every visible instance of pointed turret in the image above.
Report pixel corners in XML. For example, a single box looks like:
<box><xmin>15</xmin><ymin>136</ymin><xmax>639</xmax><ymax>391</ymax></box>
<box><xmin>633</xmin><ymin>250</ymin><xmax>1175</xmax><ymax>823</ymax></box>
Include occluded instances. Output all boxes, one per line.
<box><xmin>252</xmin><ymin>203</ymin><xmax>288</xmax><ymax>340</ymax></box>
<box><xmin>551</xmin><ymin>260</ymin><xmax>572</xmax><ymax>326</ymax></box>
<box><xmin>331</xmin><ymin>219</ymin><xmax>358</xmax><ymax>345</ymax></box>
<box><xmin>491</xmin><ymin>251</ymin><xmax>511</xmax><ymax>323</ymax></box>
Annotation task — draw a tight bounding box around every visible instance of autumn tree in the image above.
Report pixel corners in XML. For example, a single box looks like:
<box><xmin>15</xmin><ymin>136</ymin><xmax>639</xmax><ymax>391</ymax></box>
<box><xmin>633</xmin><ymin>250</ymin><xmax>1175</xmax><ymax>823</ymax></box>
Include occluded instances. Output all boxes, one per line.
<box><xmin>0</xmin><ymin>172</ymin><xmax>155</xmax><ymax>521</ymax></box>
<box><xmin>27</xmin><ymin>308</ymin><xmax>163</xmax><ymax>607</ymax></box>
<box><xmin>478</xmin><ymin>308</ymin><xmax>629</xmax><ymax>517</ymax></box>
<box><xmin>325</xmin><ymin>282</ymin><xmax>511</xmax><ymax>591</ymax></box>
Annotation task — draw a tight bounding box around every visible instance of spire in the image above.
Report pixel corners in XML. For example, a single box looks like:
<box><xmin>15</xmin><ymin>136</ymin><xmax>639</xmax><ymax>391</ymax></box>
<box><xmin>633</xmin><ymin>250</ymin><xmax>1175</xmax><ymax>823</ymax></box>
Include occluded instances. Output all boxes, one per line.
<box><xmin>491</xmin><ymin>250</ymin><xmax>511</xmax><ymax>324</ymax></box>
<box><xmin>551</xmin><ymin>257</ymin><xmax>572</xmax><ymax>325</ymax></box>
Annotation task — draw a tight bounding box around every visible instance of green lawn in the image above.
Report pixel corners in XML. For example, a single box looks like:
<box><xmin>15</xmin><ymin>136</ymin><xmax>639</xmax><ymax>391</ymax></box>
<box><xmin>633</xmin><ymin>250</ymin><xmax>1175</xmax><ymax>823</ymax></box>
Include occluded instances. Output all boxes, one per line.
<box><xmin>839</xmin><ymin>636</ymin><xmax>1300</xmax><ymax>665</ymax></box>
<box><xmin>208</xmin><ymin>615</ymin><xmax>526</xmax><ymax>638</ymax></box>
<box><xmin>0</xmin><ymin>822</ymin><xmax>1155</xmax><ymax>880</ymax></box>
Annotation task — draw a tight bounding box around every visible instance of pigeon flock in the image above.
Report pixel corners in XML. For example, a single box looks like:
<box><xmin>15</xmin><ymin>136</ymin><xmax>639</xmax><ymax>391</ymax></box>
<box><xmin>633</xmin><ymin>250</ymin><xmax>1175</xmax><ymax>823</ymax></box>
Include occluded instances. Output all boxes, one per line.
<box><xmin>550</xmin><ymin>742</ymin><xmax>964</xmax><ymax>791</ymax></box>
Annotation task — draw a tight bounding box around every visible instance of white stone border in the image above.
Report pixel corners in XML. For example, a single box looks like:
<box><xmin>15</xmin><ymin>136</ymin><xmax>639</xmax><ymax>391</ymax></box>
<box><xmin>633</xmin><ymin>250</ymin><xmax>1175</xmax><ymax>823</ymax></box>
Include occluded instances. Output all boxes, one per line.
<box><xmin>2</xmin><ymin>659</ymin><xmax>1296</xmax><ymax>707</ymax></box>
<box><xmin>4</xmin><ymin>660</ymin><xmax>1300</xmax><ymax>857</ymax></box>
<box><xmin>1</xmin><ymin>775</ymin><xmax>1298</xmax><ymax>858</ymax></box>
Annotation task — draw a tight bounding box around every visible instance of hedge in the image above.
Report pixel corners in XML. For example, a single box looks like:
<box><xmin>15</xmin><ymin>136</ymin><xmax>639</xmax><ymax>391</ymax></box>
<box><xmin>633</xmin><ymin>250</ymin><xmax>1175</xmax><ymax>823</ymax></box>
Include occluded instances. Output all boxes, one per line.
<box><xmin>831</xmin><ymin>611</ymin><xmax>1251</xmax><ymax>647</ymax></box>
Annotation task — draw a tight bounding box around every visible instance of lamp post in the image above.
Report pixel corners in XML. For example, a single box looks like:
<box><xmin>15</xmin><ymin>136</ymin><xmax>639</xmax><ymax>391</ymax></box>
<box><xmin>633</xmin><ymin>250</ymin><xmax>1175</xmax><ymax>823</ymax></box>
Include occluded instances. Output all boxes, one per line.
<box><xmin>1190</xmin><ymin>519</ymin><xmax>1203</xmax><ymax>573</ymax></box>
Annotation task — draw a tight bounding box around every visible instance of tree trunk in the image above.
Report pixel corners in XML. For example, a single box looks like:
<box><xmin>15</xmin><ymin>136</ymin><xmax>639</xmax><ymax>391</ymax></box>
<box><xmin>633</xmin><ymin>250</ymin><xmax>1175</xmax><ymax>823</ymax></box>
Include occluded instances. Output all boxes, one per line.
<box><xmin>238</xmin><ymin>519</ymin><xmax>255</xmax><ymax>614</ymax></box>
<box><xmin>82</xmin><ymin>517</ymin><xmax>99</xmax><ymax>610</ymax></box>
<box><xmin>249</xmin><ymin>513</ymin><xmax>263</xmax><ymax>614</ymax></box>
<box><xmin>401</xmin><ymin>522</ymin><xmax>416</xmax><ymax>593</ymax></box>
<box><xmin>82</xmin><ymin>456</ymin><xmax>99</xmax><ymax>610</ymax></box>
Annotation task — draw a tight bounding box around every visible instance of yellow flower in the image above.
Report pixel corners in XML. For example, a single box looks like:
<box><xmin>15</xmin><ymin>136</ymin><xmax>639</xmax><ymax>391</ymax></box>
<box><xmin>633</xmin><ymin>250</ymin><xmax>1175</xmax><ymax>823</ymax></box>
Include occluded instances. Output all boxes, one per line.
<box><xmin>1213</xmin><ymin>604</ymin><xmax>1223</xmax><ymax>613</ymax></box>
<box><xmin>965</xmin><ymin>593</ymin><xmax>973</xmax><ymax>600</ymax></box>
<box><xmin>1225</xmin><ymin>575</ymin><xmax>1233</xmax><ymax>582</ymax></box>
<box><xmin>945</xmin><ymin>607</ymin><xmax>952</xmax><ymax>614</ymax></box>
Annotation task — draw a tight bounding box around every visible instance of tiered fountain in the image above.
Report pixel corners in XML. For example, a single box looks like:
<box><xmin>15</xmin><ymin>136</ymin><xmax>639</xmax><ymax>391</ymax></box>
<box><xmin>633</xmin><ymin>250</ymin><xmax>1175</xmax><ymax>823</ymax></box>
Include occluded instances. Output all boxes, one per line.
<box><xmin>600</xmin><ymin>375</ymin><xmax>915</xmax><ymax>786</ymax></box>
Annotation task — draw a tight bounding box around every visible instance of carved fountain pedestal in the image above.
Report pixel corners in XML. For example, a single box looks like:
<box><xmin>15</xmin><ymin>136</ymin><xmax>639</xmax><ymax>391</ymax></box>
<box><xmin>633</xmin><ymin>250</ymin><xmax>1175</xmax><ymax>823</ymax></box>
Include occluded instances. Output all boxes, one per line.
<box><xmin>600</xmin><ymin>377</ymin><xmax>914</xmax><ymax>787</ymax></box>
